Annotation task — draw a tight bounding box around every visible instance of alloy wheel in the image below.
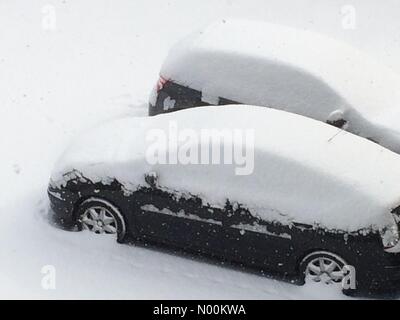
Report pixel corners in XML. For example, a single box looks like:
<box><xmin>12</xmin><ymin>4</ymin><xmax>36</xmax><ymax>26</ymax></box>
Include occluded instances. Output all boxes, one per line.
<box><xmin>305</xmin><ymin>256</ymin><xmax>345</xmax><ymax>284</ymax></box>
<box><xmin>80</xmin><ymin>206</ymin><xmax>118</xmax><ymax>234</ymax></box>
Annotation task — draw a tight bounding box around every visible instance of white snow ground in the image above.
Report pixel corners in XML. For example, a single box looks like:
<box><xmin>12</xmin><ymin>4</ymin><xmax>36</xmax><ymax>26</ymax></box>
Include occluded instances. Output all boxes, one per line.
<box><xmin>1</xmin><ymin>0</ymin><xmax>400</xmax><ymax>299</ymax></box>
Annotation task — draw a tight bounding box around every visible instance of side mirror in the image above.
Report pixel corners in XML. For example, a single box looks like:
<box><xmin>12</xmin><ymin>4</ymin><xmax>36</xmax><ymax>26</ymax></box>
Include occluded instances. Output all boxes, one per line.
<box><xmin>326</xmin><ymin>110</ymin><xmax>348</xmax><ymax>129</ymax></box>
<box><xmin>145</xmin><ymin>171</ymin><xmax>158</xmax><ymax>188</ymax></box>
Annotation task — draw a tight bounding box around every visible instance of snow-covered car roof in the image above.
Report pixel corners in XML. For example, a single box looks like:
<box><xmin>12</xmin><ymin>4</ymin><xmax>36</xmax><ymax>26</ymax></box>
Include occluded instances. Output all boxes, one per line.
<box><xmin>52</xmin><ymin>106</ymin><xmax>400</xmax><ymax>232</ymax></box>
<box><xmin>161</xmin><ymin>19</ymin><xmax>400</xmax><ymax>153</ymax></box>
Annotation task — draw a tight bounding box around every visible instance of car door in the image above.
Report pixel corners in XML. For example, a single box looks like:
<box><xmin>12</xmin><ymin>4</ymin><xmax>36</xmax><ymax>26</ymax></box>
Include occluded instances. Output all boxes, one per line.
<box><xmin>218</xmin><ymin>201</ymin><xmax>295</xmax><ymax>270</ymax></box>
<box><xmin>135</xmin><ymin>177</ymin><xmax>294</xmax><ymax>271</ymax></box>
<box><xmin>135</xmin><ymin>181</ymin><xmax>227</xmax><ymax>253</ymax></box>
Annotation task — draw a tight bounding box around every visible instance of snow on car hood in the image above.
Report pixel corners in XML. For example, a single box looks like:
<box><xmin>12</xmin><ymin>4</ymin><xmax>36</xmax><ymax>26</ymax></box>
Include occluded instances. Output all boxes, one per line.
<box><xmin>52</xmin><ymin>106</ymin><xmax>400</xmax><ymax>232</ymax></box>
<box><xmin>161</xmin><ymin>19</ymin><xmax>400</xmax><ymax>154</ymax></box>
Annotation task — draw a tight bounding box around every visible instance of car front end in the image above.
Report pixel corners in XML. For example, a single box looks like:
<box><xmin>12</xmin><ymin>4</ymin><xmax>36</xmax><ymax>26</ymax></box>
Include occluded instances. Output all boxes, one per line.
<box><xmin>47</xmin><ymin>172</ymin><xmax>83</xmax><ymax>230</ymax></box>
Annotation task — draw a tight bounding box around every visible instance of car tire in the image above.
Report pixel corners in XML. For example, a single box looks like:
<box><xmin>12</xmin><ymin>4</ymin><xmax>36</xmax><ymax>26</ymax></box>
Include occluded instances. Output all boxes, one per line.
<box><xmin>299</xmin><ymin>251</ymin><xmax>354</xmax><ymax>293</ymax></box>
<box><xmin>76</xmin><ymin>197</ymin><xmax>127</xmax><ymax>243</ymax></box>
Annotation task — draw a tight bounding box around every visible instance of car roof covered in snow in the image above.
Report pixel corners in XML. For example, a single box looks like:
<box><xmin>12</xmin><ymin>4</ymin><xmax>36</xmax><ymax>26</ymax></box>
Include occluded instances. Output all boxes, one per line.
<box><xmin>160</xmin><ymin>20</ymin><xmax>400</xmax><ymax>152</ymax></box>
<box><xmin>53</xmin><ymin>106</ymin><xmax>400</xmax><ymax>231</ymax></box>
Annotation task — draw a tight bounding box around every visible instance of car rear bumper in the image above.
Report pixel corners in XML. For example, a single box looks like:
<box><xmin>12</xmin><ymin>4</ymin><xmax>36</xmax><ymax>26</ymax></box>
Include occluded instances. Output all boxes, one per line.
<box><xmin>148</xmin><ymin>80</ymin><xmax>211</xmax><ymax>116</ymax></box>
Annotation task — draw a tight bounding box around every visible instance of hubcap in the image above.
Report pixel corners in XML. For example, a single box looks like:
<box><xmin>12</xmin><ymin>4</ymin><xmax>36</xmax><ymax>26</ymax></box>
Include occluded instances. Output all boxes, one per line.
<box><xmin>305</xmin><ymin>257</ymin><xmax>345</xmax><ymax>284</ymax></box>
<box><xmin>80</xmin><ymin>206</ymin><xmax>117</xmax><ymax>235</ymax></box>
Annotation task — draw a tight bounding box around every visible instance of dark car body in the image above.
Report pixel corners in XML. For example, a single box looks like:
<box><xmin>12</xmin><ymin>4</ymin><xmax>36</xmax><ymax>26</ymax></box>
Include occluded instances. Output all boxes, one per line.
<box><xmin>48</xmin><ymin>106</ymin><xmax>400</xmax><ymax>295</ymax></box>
<box><xmin>149</xmin><ymin>79</ymin><xmax>238</xmax><ymax>117</ymax></box>
<box><xmin>48</xmin><ymin>173</ymin><xmax>400</xmax><ymax>294</ymax></box>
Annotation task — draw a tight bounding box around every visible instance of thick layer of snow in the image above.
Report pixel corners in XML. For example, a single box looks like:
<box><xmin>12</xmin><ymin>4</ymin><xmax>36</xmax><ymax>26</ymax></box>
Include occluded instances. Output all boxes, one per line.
<box><xmin>161</xmin><ymin>19</ymin><xmax>400</xmax><ymax>154</ymax></box>
<box><xmin>53</xmin><ymin>106</ymin><xmax>400</xmax><ymax>231</ymax></box>
<box><xmin>3</xmin><ymin>0</ymin><xmax>400</xmax><ymax>299</ymax></box>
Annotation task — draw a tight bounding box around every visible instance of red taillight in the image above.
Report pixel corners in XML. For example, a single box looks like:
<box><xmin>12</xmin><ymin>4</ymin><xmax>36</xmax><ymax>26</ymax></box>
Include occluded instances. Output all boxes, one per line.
<box><xmin>156</xmin><ymin>76</ymin><xmax>168</xmax><ymax>92</ymax></box>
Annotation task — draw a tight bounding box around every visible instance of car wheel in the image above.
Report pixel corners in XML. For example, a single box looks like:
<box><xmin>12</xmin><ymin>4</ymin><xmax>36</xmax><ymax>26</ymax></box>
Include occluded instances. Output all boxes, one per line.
<box><xmin>300</xmin><ymin>251</ymin><xmax>348</xmax><ymax>285</ymax></box>
<box><xmin>77</xmin><ymin>197</ymin><xmax>126</xmax><ymax>243</ymax></box>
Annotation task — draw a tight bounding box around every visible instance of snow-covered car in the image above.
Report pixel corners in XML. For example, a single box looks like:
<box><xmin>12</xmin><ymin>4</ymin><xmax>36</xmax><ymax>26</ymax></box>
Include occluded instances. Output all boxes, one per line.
<box><xmin>149</xmin><ymin>19</ymin><xmax>400</xmax><ymax>155</ymax></box>
<box><xmin>49</xmin><ymin>105</ymin><xmax>400</xmax><ymax>294</ymax></box>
